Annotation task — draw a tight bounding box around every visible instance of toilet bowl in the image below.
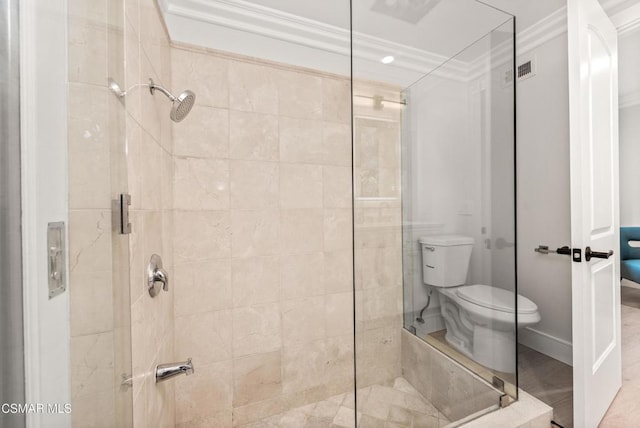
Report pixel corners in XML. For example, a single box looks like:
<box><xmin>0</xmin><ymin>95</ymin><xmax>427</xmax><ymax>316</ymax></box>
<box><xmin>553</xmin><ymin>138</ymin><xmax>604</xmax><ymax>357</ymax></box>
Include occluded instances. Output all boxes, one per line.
<box><xmin>420</xmin><ymin>235</ymin><xmax>541</xmax><ymax>373</ymax></box>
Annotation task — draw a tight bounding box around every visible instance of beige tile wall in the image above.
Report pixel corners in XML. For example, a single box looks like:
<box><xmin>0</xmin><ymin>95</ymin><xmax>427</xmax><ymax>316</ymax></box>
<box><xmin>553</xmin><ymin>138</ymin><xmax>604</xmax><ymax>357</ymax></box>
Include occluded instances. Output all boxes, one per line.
<box><xmin>169</xmin><ymin>45</ymin><xmax>354</xmax><ymax>427</ymax></box>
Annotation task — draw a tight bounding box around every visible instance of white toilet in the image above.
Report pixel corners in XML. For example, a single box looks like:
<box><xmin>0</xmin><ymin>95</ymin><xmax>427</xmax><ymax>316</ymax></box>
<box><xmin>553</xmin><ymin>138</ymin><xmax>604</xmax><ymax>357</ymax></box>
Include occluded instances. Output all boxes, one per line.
<box><xmin>420</xmin><ymin>235</ymin><xmax>541</xmax><ymax>373</ymax></box>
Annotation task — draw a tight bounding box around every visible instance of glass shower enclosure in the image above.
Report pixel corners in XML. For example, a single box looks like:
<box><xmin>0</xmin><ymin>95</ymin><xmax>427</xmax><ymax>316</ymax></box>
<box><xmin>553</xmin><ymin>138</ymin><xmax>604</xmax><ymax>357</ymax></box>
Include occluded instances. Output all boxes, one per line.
<box><xmin>352</xmin><ymin>0</ymin><xmax>518</xmax><ymax>423</ymax></box>
<box><xmin>64</xmin><ymin>0</ymin><xmax>519</xmax><ymax>426</ymax></box>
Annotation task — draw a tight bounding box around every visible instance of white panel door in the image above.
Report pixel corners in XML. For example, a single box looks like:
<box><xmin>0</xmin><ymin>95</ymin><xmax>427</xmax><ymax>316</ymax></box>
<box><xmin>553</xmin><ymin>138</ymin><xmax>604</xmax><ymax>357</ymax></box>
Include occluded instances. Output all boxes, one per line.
<box><xmin>568</xmin><ymin>0</ymin><xmax>621</xmax><ymax>426</ymax></box>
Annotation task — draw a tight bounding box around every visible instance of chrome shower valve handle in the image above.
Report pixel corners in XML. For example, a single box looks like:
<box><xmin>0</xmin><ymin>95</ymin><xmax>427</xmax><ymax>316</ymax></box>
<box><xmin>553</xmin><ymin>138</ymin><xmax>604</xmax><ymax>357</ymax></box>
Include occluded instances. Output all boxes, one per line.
<box><xmin>148</xmin><ymin>254</ymin><xmax>169</xmax><ymax>297</ymax></box>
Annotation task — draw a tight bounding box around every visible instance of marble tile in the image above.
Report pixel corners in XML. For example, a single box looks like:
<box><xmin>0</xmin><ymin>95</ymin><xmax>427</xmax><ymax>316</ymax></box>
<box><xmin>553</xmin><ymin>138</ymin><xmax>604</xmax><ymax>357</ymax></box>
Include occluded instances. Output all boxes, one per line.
<box><xmin>323</xmin><ymin>122</ymin><xmax>352</xmax><ymax>167</ymax></box>
<box><xmin>232</xmin><ymin>303</ymin><xmax>282</xmax><ymax>357</ymax></box>
<box><xmin>324</xmin><ymin>208</ymin><xmax>353</xmax><ymax>252</ymax></box>
<box><xmin>230</xmin><ymin>160</ymin><xmax>279</xmax><ymax>209</ymax></box>
<box><xmin>139</xmin><ymin>54</ymin><xmax>165</xmax><ymax>145</ymax></box>
<box><xmin>68</xmin><ymin>210</ymin><xmax>112</xmax><ymax>275</ymax></box>
<box><xmin>173</xmin><ymin>105</ymin><xmax>229</xmax><ymax>159</ymax></box>
<box><xmin>174</xmin><ymin>157</ymin><xmax>229</xmax><ymax>210</ymax></box>
<box><xmin>359</xmin><ymin>412</ymin><xmax>388</xmax><ymax>425</ymax></box>
<box><xmin>230</xmin><ymin>209</ymin><xmax>280</xmax><ymax>258</ymax></box>
<box><xmin>124</xmin><ymin>18</ymin><xmax>142</xmax><ymax>124</ymax></box>
<box><xmin>325</xmin><ymin>335</ymin><xmax>355</xmax><ymax>393</ymax></box>
<box><xmin>68</xmin><ymin>84</ymin><xmax>110</xmax><ymax>209</ymax></box>
<box><xmin>173</xmin><ymin>210</ymin><xmax>231</xmax><ymax>264</ymax></box>
<box><xmin>362</xmin><ymin>285</ymin><xmax>402</xmax><ymax>322</ymax></box>
<box><xmin>282</xmin><ymin>339</ymin><xmax>327</xmax><ymax>394</ymax></box>
<box><xmin>68</xmin><ymin>18</ymin><xmax>107</xmax><ymax>85</ymax></box>
<box><xmin>277</xmin><ymin>70</ymin><xmax>322</xmax><ymax>120</ymax></box>
<box><xmin>174</xmin><ymin>360</ymin><xmax>233</xmax><ymax>425</ymax></box>
<box><xmin>333</xmin><ymin>406</ymin><xmax>357</xmax><ymax>427</ymax></box>
<box><xmin>233</xmin><ymin>351</ymin><xmax>283</xmax><ymax>406</ymax></box>
<box><xmin>230</xmin><ymin>110</ymin><xmax>279</xmax><ymax>161</ymax></box>
<box><xmin>174</xmin><ymin>310</ymin><xmax>232</xmax><ymax>365</ymax></box>
<box><xmin>229</xmin><ymin>60</ymin><xmax>279</xmax><ymax>115</ymax></box>
<box><xmin>70</xmin><ymin>332</ymin><xmax>115</xmax><ymax>399</ymax></box>
<box><xmin>280</xmin><ymin>252</ymin><xmax>325</xmax><ymax>300</ymax></box>
<box><xmin>323</xmin><ymin>250</ymin><xmax>354</xmax><ymax>294</ymax></box>
<box><xmin>232</xmin><ymin>256</ymin><xmax>280</xmax><ymax>307</ymax></box>
<box><xmin>233</xmin><ymin>396</ymin><xmax>287</xmax><ymax>427</ymax></box>
<box><xmin>322</xmin><ymin>78</ymin><xmax>351</xmax><ymax>124</ymax></box>
<box><xmin>139</xmin><ymin>0</ymin><xmax>166</xmax><ymax>74</ymax></box>
<box><xmin>70</xmin><ymin>270</ymin><xmax>114</xmax><ymax>337</ymax></box>
<box><xmin>325</xmin><ymin>292</ymin><xmax>354</xmax><ymax>337</ymax></box>
<box><xmin>280</xmin><ymin>209</ymin><xmax>324</xmax><ymax>254</ymax></box>
<box><xmin>172</xmin><ymin>47</ymin><xmax>229</xmax><ymax>109</ymax></box>
<box><xmin>323</xmin><ymin>166</ymin><xmax>353</xmax><ymax>208</ymax></box>
<box><xmin>71</xmin><ymin>389</ymin><xmax>116</xmax><ymax>428</ymax></box>
<box><xmin>282</xmin><ymin>296</ymin><xmax>326</xmax><ymax>346</ymax></box>
<box><xmin>176</xmin><ymin>412</ymin><xmax>232</xmax><ymax>428</ymax></box>
<box><xmin>133</xmin><ymin>131</ymin><xmax>163</xmax><ymax>211</ymax></box>
<box><xmin>68</xmin><ymin>0</ymin><xmax>107</xmax><ymax>22</ymax></box>
<box><xmin>279</xmin><ymin>117</ymin><xmax>324</xmax><ymax>164</ymax></box>
<box><xmin>280</xmin><ymin>163</ymin><xmax>323</xmax><ymax>209</ymax></box>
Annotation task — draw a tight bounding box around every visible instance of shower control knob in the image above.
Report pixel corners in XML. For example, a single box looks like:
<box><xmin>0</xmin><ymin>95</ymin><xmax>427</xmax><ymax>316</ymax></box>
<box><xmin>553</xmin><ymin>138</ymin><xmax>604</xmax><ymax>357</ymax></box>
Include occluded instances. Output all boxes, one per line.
<box><xmin>147</xmin><ymin>254</ymin><xmax>169</xmax><ymax>297</ymax></box>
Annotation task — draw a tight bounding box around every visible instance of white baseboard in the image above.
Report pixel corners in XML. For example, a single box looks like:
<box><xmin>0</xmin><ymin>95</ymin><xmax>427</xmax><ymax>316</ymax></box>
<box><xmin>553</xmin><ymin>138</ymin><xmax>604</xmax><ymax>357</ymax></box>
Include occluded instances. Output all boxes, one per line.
<box><xmin>519</xmin><ymin>327</ymin><xmax>573</xmax><ymax>366</ymax></box>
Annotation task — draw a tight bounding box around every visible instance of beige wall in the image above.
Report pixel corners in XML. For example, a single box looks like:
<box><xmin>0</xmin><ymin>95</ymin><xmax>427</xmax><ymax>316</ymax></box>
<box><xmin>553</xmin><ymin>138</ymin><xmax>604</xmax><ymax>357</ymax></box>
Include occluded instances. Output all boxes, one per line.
<box><xmin>168</xmin><ymin>44</ymin><xmax>354</xmax><ymax>427</ymax></box>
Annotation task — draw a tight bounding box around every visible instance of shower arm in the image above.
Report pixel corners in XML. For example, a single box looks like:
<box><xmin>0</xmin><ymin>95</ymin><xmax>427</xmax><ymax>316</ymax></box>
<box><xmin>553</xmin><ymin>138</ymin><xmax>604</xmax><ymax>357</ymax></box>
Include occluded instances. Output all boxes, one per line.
<box><xmin>148</xmin><ymin>79</ymin><xmax>177</xmax><ymax>101</ymax></box>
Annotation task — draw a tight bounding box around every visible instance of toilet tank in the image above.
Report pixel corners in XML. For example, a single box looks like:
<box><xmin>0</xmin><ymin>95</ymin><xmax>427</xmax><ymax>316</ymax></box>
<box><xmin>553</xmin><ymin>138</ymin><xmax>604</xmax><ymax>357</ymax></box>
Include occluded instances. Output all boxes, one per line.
<box><xmin>419</xmin><ymin>235</ymin><xmax>474</xmax><ymax>288</ymax></box>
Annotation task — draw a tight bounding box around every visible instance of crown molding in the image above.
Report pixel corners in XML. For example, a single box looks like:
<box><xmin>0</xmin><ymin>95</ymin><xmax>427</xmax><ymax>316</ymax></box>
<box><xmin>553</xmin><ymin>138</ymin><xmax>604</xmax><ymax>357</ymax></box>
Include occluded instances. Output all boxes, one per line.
<box><xmin>160</xmin><ymin>0</ymin><xmax>572</xmax><ymax>86</ymax></box>
<box><xmin>160</xmin><ymin>0</ymin><xmax>469</xmax><ymax>84</ymax></box>
<box><xmin>517</xmin><ymin>6</ymin><xmax>567</xmax><ymax>55</ymax></box>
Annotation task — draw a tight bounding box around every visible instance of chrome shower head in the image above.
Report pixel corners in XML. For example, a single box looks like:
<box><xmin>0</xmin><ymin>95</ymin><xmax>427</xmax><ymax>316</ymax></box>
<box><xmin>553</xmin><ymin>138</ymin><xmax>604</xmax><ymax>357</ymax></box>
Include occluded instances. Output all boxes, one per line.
<box><xmin>148</xmin><ymin>78</ymin><xmax>196</xmax><ymax>123</ymax></box>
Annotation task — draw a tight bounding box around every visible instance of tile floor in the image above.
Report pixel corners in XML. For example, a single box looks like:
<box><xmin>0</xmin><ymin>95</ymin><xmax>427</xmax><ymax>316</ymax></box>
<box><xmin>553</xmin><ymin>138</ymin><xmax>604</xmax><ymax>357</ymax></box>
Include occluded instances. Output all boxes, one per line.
<box><xmin>245</xmin><ymin>377</ymin><xmax>450</xmax><ymax>428</ymax></box>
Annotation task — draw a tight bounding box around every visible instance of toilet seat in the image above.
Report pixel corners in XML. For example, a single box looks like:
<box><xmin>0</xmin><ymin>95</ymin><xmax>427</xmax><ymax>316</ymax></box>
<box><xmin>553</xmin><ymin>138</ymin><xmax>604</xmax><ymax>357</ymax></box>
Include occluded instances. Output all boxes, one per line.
<box><xmin>455</xmin><ymin>284</ymin><xmax>538</xmax><ymax>314</ymax></box>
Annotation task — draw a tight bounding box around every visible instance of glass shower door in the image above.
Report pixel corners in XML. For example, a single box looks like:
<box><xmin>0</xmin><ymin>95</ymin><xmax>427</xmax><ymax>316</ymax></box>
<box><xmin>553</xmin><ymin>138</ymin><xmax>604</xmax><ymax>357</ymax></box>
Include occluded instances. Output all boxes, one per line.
<box><xmin>67</xmin><ymin>0</ymin><xmax>133</xmax><ymax>425</ymax></box>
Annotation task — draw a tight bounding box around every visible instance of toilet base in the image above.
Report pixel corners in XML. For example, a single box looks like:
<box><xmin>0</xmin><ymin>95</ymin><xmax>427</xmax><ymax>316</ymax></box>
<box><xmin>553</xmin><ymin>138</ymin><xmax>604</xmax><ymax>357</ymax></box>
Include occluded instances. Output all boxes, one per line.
<box><xmin>472</xmin><ymin>325</ymin><xmax>516</xmax><ymax>373</ymax></box>
<box><xmin>443</xmin><ymin>326</ymin><xmax>516</xmax><ymax>373</ymax></box>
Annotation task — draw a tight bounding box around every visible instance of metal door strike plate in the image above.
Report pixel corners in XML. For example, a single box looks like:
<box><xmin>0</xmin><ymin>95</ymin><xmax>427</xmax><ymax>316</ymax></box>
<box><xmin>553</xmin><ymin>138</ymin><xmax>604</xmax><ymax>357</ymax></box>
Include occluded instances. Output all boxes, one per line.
<box><xmin>47</xmin><ymin>222</ymin><xmax>66</xmax><ymax>299</ymax></box>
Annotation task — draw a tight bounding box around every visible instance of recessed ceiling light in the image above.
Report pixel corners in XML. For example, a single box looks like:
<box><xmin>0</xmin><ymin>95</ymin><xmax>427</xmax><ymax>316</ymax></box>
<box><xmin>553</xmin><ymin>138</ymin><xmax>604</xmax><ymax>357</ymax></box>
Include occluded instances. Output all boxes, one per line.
<box><xmin>381</xmin><ymin>55</ymin><xmax>395</xmax><ymax>64</ymax></box>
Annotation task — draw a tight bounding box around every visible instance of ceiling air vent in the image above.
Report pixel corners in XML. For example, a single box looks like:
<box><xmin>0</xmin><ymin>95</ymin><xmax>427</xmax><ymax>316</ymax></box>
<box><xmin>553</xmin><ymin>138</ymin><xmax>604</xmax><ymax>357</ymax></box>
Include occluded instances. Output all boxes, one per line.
<box><xmin>371</xmin><ymin>0</ymin><xmax>443</xmax><ymax>24</ymax></box>
<box><xmin>517</xmin><ymin>56</ymin><xmax>536</xmax><ymax>82</ymax></box>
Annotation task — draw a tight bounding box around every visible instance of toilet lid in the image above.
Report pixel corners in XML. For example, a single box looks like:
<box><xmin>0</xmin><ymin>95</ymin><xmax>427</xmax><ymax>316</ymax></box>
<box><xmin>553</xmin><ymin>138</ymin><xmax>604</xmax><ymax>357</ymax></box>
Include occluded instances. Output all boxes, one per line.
<box><xmin>455</xmin><ymin>284</ymin><xmax>538</xmax><ymax>314</ymax></box>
